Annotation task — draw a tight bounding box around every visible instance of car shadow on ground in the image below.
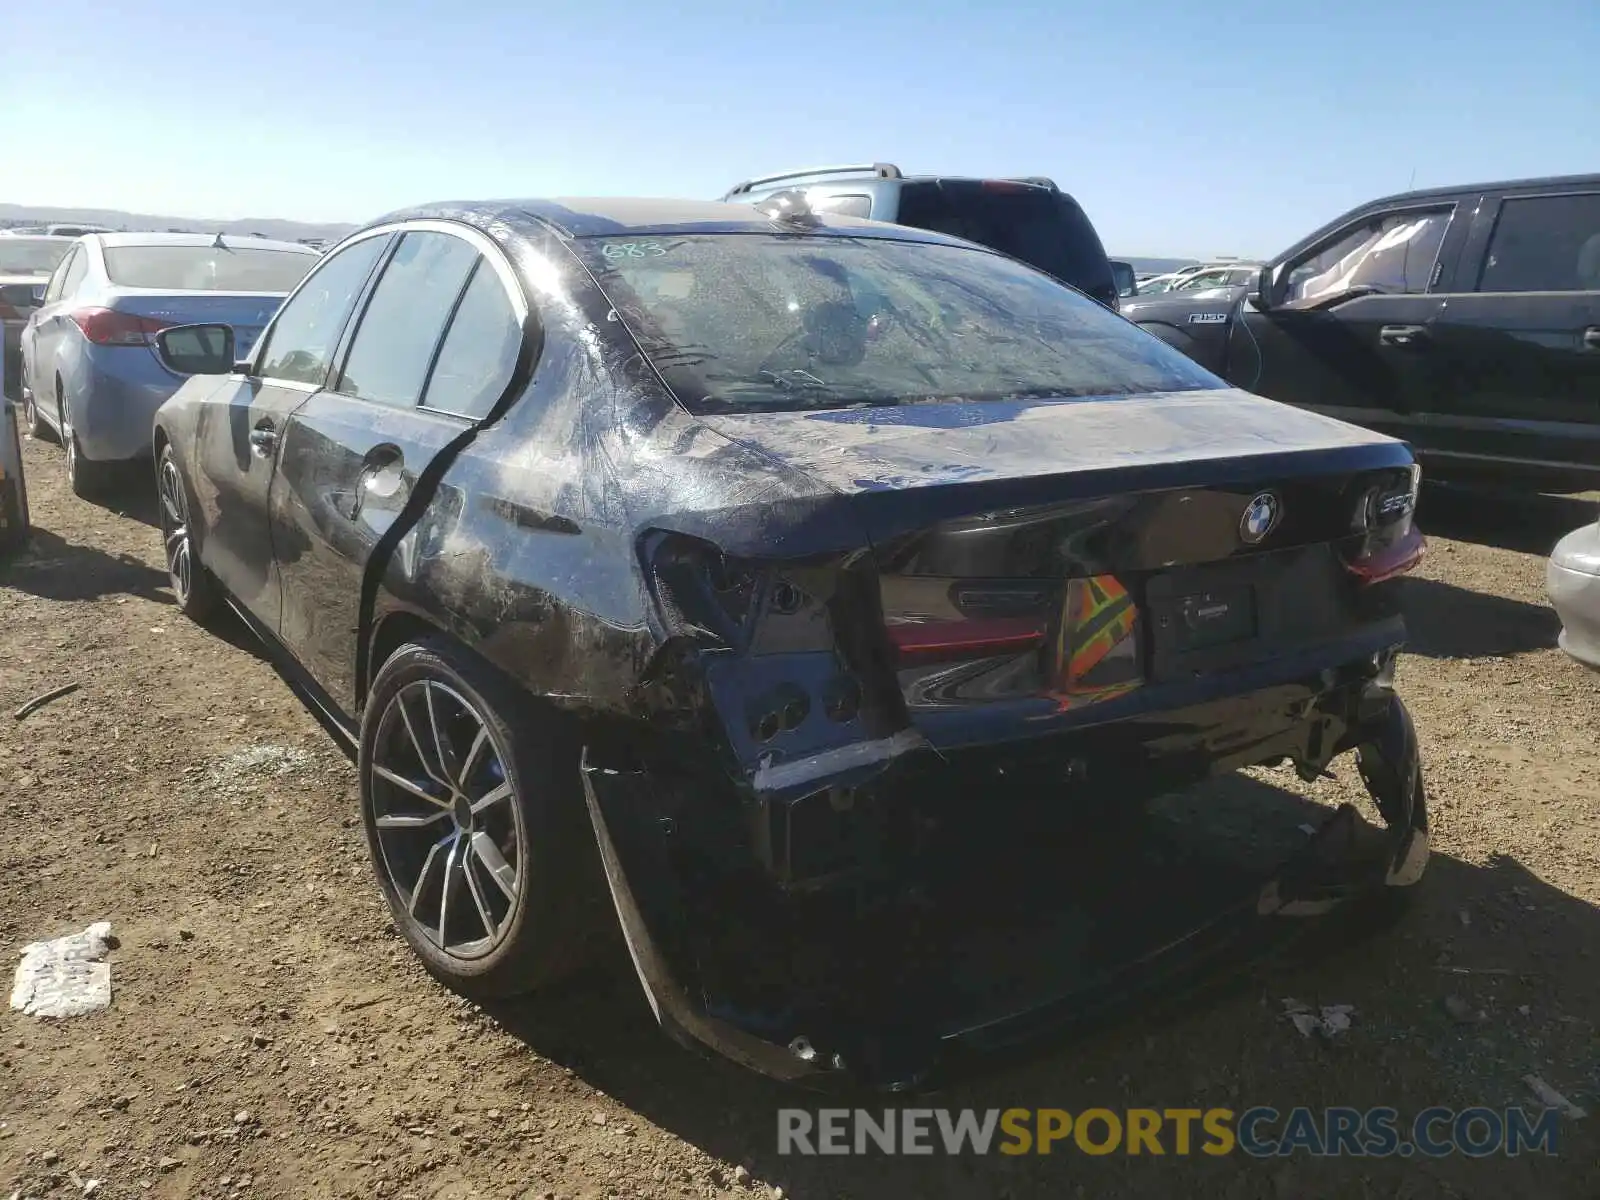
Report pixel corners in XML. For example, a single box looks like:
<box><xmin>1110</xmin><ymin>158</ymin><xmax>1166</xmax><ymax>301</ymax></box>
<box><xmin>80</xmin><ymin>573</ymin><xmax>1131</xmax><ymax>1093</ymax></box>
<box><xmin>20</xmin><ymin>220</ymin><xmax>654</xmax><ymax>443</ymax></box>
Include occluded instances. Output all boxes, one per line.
<box><xmin>485</xmin><ymin>772</ymin><xmax>1598</xmax><ymax>1197</ymax></box>
<box><xmin>0</xmin><ymin>524</ymin><xmax>173</xmax><ymax>604</ymax></box>
<box><xmin>1401</xmin><ymin>575</ymin><xmax>1562</xmax><ymax>659</ymax></box>
<box><xmin>1419</xmin><ymin>483</ymin><xmax>1599</xmax><ymax>557</ymax></box>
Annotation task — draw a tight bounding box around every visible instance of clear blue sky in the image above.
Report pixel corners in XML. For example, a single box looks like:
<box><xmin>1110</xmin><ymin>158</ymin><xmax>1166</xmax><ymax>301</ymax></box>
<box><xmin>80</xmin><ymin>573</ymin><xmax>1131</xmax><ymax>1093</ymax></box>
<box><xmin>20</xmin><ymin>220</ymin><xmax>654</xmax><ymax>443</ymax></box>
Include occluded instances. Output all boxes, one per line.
<box><xmin>6</xmin><ymin>0</ymin><xmax>1596</xmax><ymax>257</ymax></box>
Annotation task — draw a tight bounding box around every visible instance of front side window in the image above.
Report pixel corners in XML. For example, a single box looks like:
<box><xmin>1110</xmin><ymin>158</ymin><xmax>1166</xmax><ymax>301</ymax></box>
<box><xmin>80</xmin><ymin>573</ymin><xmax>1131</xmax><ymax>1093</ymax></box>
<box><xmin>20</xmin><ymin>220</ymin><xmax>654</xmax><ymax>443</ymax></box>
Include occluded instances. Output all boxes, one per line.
<box><xmin>579</xmin><ymin>233</ymin><xmax>1222</xmax><ymax>415</ymax></box>
<box><xmin>1478</xmin><ymin>193</ymin><xmax>1600</xmax><ymax>293</ymax></box>
<box><xmin>102</xmin><ymin>245</ymin><xmax>318</xmax><ymax>292</ymax></box>
<box><xmin>1282</xmin><ymin>207</ymin><xmax>1452</xmax><ymax>307</ymax></box>
<box><xmin>257</xmin><ymin>234</ymin><xmax>390</xmax><ymax>386</ymax></box>
<box><xmin>336</xmin><ymin>231</ymin><xmax>480</xmax><ymax>408</ymax></box>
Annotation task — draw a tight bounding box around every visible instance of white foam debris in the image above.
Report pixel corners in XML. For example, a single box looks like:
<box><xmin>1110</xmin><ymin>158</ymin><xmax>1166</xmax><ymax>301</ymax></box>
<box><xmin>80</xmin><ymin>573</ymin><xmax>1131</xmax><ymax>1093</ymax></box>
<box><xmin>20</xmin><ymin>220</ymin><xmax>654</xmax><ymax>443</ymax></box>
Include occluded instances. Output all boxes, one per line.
<box><xmin>10</xmin><ymin>922</ymin><xmax>115</xmax><ymax>1018</ymax></box>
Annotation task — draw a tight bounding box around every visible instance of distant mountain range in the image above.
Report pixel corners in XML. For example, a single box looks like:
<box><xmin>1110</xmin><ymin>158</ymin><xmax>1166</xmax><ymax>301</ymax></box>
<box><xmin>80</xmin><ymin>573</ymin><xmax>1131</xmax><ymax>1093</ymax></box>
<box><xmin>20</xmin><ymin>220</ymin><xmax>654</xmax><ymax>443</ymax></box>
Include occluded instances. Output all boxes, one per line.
<box><xmin>0</xmin><ymin>203</ymin><xmax>357</xmax><ymax>244</ymax></box>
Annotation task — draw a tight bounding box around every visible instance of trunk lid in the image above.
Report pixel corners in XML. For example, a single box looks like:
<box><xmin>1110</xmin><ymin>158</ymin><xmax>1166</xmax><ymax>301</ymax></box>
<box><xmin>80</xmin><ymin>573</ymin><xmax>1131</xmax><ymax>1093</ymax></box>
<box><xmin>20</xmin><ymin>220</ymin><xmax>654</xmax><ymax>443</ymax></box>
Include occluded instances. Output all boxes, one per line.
<box><xmin>105</xmin><ymin>288</ymin><xmax>287</xmax><ymax>360</ymax></box>
<box><xmin>695</xmin><ymin>388</ymin><xmax>1418</xmax><ymax>748</ymax></box>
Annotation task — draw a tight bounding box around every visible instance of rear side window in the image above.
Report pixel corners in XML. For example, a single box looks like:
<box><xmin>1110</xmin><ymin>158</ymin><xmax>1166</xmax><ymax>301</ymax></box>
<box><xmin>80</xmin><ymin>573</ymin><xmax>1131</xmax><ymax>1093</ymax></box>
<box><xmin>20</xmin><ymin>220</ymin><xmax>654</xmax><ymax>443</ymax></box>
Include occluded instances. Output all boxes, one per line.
<box><xmin>810</xmin><ymin>193</ymin><xmax>873</xmax><ymax>219</ymax></box>
<box><xmin>258</xmin><ymin>234</ymin><xmax>390</xmax><ymax>386</ymax></box>
<box><xmin>1478</xmin><ymin>193</ymin><xmax>1600</xmax><ymax>293</ymax></box>
<box><xmin>336</xmin><ymin>231</ymin><xmax>480</xmax><ymax>408</ymax></box>
<box><xmin>894</xmin><ymin>181</ymin><xmax>1114</xmax><ymax>301</ymax></box>
<box><xmin>422</xmin><ymin>262</ymin><xmax>522</xmax><ymax>418</ymax></box>
<box><xmin>44</xmin><ymin>247</ymin><xmax>79</xmax><ymax>303</ymax></box>
<box><xmin>59</xmin><ymin>248</ymin><xmax>89</xmax><ymax>299</ymax></box>
<box><xmin>102</xmin><ymin>245</ymin><xmax>317</xmax><ymax>292</ymax></box>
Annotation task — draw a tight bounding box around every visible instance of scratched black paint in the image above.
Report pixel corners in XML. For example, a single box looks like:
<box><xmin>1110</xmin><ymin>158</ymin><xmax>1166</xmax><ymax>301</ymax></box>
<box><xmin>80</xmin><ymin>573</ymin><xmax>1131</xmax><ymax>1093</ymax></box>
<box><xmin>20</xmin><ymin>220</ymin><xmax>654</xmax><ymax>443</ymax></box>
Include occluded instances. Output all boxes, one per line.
<box><xmin>154</xmin><ymin>198</ymin><xmax>1431</xmax><ymax>1089</ymax></box>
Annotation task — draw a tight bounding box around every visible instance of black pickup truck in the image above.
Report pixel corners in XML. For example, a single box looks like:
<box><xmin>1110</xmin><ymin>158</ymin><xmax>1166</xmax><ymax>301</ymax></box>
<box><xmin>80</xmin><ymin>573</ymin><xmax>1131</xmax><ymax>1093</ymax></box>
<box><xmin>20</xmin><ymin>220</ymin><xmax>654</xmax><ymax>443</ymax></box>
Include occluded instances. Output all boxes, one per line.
<box><xmin>1120</xmin><ymin>175</ymin><xmax>1600</xmax><ymax>493</ymax></box>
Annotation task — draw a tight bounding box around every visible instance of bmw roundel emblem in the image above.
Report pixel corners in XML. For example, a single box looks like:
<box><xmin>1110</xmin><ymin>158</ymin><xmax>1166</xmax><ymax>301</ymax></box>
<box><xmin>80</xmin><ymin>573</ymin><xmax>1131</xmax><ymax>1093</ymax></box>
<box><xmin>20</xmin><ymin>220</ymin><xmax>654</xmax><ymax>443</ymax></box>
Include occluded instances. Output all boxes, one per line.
<box><xmin>1239</xmin><ymin>491</ymin><xmax>1282</xmax><ymax>544</ymax></box>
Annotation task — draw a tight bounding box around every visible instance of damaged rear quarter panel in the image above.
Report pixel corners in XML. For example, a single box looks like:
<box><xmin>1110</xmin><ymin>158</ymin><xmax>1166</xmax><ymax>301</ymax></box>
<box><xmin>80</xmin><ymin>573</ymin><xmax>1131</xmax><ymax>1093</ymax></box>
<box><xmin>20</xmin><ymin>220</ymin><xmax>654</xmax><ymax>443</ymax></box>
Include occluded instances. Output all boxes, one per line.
<box><xmin>364</xmin><ymin>218</ymin><xmax>870</xmax><ymax>725</ymax></box>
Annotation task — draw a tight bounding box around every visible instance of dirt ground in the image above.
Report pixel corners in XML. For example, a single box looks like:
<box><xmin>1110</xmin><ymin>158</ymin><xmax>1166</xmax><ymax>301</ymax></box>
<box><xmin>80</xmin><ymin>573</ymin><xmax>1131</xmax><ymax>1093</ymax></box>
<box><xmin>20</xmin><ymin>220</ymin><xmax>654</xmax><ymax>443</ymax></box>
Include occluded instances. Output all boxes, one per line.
<box><xmin>3</xmin><ymin>428</ymin><xmax>1598</xmax><ymax>1200</ymax></box>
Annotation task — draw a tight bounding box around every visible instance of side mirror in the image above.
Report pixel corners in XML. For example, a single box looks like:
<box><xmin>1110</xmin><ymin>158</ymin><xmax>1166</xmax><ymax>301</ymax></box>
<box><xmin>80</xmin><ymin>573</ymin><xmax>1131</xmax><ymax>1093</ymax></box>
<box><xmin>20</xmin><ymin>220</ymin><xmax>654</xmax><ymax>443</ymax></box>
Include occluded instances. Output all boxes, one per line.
<box><xmin>154</xmin><ymin>323</ymin><xmax>236</xmax><ymax>376</ymax></box>
<box><xmin>1108</xmin><ymin>260</ymin><xmax>1137</xmax><ymax>297</ymax></box>
<box><xmin>0</xmin><ymin>283</ymin><xmax>39</xmax><ymax>309</ymax></box>
<box><xmin>1249</xmin><ymin>264</ymin><xmax>1275</xmax><ymax>310</ymax></box>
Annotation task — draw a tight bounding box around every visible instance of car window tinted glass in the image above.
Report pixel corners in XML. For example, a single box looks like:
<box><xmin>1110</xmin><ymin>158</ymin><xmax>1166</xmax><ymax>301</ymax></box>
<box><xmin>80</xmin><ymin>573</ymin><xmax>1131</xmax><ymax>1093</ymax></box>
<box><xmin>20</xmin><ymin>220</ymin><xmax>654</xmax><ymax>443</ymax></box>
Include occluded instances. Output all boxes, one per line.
<box><xmin>336</xmin><ymin>231</ymin><xmax>480</xmax><ymax>408</ymax></box>
<box><xmin>422</xmin><ymin>262</ymin><xmax>522</xmax><ymax>418</ymax></box>
<box><xmin>581</xmin><ymin>234</ymin><xmax>1222</xmax><ymax>415</ymax></box>
<box><xmin>1479</xmin><ymin>194</ymin><xmax>1600</xmax><ymax>292</ymax></box>
<box><xmin>1284</xmin><ymin>208</ymin><xmax>1451</xmax><ymax>306</ymax></box>
<box><xmin>102</xmin><ymin>245</ymin><xmax>318</xmax><ymax>292</ymax></box>
<box><xmin>0</xmin><ymin>238</ymin><xmax>72</xmax><ymax>276</ymax></box>
<box><xmin>811</xmin><ymin>193</ymin><xmax>873</xmax><ymax>219</ymax></box>
<box><xmin>258</xmin><ymin>235</ymin><xmax>390</xmax><ymax>386</ymax></box>
<box><xmin>895</xmin><ymin>182</ymin><xmax>1115</xmax><ymax>300</ymax></box>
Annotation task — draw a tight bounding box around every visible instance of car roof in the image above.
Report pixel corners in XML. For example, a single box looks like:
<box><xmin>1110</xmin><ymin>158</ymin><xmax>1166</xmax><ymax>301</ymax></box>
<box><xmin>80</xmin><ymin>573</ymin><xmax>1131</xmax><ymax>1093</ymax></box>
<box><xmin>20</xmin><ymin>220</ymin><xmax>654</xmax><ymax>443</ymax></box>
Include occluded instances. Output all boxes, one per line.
<box><xmin>1363</xmin><ymin>172</ymin><xmax>1600</xmax><ymax>208</ymax></box>
<box><xmin>89</xmin><ymin>231</ymin><xmax>317</xmax><ymax>253</ymax></box>
<box><xmin>365</xmin><ymin>197</ymin><xmax>980</xmax><ymax>248</ymax></box>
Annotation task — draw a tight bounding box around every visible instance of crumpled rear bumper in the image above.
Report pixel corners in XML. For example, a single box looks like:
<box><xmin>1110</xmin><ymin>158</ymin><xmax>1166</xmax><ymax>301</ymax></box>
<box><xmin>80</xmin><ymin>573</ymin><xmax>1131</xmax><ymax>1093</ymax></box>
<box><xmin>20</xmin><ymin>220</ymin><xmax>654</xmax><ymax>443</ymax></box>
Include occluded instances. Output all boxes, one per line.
<box><xmin>579</xmin><ymin>678</ymin><xmax>1428</xmax><ymax>1092</ymax></box>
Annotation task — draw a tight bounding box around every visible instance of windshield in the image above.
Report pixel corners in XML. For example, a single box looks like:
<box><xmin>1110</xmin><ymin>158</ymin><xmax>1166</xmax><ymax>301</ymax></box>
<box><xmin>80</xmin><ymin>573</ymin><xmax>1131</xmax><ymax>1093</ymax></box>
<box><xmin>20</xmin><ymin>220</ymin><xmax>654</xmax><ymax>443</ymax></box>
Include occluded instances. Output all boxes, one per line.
<box><xmin>102</xmin><ymin>245</ymin><xmax>318</xmax><ymax>292</ymax></box>
<box><xmin>580</xmin><ymin>234</ymin><xmax>1223</xmax><ymax>414</ymax></box>
<box><xmin>0</xmin><ymin>237</ymin><xmax>72</xmax><ymax>276</ymax></box>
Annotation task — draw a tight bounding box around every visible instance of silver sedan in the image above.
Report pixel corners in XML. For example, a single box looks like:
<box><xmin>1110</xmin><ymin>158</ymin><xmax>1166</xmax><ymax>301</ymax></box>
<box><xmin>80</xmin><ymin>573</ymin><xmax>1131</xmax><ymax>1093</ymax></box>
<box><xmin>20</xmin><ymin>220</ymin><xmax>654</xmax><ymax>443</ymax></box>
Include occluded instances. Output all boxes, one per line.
<box><xmin>1548</xmin><ymin>517</ymin><xmax>1600</xmax><ymax>670</ymax></box>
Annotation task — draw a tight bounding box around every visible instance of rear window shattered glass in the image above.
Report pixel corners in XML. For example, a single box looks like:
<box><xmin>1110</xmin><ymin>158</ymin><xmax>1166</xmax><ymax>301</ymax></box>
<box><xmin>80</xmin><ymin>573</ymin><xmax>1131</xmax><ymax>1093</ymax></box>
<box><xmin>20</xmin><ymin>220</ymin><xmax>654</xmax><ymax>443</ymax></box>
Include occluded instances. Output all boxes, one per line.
<box><xmin>580</xmin><ymin>234</ymin><xmax>1223</xmax><ymax>415</ymax></box>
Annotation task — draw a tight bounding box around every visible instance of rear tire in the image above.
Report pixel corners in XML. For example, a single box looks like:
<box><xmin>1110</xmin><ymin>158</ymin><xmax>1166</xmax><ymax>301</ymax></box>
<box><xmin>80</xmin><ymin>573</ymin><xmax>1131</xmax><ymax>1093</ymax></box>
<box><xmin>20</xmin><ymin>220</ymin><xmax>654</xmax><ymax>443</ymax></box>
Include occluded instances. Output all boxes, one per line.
<box><xmin>359</xmin><ymin>638</ymin><xmax>607</xmax><ymax>1000</ymax></box>
<box><xmin>156</xmin><ymin>442</ymin><xmax>220</xmax><ymax>621</ymax></box>
<box><xmin>22</xmin><ymin>391</ymin><xmax>49</xmax><ymax>440</ymax></box>
<box><xmin>60</xmin><ymin>393</ymin><xmax>102</xmax><ymax>499</ymax></box>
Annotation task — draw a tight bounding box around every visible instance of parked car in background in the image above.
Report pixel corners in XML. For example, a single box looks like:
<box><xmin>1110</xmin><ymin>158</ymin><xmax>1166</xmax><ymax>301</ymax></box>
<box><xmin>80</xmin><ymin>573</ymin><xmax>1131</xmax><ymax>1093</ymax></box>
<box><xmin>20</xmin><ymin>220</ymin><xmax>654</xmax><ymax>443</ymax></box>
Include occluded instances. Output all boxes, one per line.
<box><xmin>150</xmin><ymin>195</ymin><xmax>1428</xmax><ymax>1089</ymax></box>
<box><xmin>40</xmin><ymin>224</ymin><xmax>114</xmax><ymax>238</ymax></box>
<box><xmin>1113</xmin><ymin>174</ymin><xmax>1600</xmax><ymax>493</ymax></box>
<box><xmin>1549</xmin><ymin>516</ymin><xmax>1600</xmax><ymax>671</ymax></box>
<box><xmin>1120</xmin><ymin>262</ymin><xmax>1262</xmax><ymax>317</ymax></box>
<box><xmin>0</xmin><ymin>234</ymin><xmax>73</xmax><ymax>396</ymax></box>
<box><xmin>20</xmin><ymin>233</ymin><xmax>319</xmax><ymax>495</ymax></box>
<box><xmin>721</xmin><ymin>163</ymin><xmax>1121</xmax><ymax>309</ymax></box>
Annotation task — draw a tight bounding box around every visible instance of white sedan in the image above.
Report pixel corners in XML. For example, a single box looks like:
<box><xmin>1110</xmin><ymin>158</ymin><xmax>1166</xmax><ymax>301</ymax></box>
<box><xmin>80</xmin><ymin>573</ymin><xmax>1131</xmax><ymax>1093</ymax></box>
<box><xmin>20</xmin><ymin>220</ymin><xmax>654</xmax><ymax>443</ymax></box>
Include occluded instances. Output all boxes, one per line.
<box><xmin>1549</xmin><ymin>517</ymin><xmax>1600</xmax><ymax>670</ymax></box>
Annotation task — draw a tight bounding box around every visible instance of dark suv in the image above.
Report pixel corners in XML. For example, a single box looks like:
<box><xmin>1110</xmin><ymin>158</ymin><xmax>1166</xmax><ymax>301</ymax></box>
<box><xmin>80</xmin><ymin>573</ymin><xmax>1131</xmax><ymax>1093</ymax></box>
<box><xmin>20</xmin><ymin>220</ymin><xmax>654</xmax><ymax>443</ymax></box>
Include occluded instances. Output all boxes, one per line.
<box><xmin>1117</xmin><ymin>173</ymin><xmax>1600</xmax><ymax>493</ymax></box>
<box><xmin>721</xmin><ymin>163</ymin><xmax>1120</xmax><ymax>309</ymax></box>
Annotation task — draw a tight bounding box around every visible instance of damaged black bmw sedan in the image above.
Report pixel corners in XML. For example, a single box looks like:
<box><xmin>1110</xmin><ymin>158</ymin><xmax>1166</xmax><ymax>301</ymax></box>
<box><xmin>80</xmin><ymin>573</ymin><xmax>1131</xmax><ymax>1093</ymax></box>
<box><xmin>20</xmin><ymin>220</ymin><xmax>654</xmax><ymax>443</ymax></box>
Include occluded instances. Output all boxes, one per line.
<box><xmin>149</xmin><ymin>195</ymin><xmax>1430</xmax><ymax>1090</ymax></box>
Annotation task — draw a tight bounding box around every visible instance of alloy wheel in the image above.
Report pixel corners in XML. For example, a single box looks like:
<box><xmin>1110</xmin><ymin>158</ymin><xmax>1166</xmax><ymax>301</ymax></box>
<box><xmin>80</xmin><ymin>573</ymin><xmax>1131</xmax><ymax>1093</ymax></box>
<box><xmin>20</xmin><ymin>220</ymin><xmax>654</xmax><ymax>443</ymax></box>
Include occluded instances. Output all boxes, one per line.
<box><xmin>369</xmin><ymin>680</ymin><xmax>524</xmax><ymax>960</ymax></box>
<box><xmin>157</xmin><ymin>456</ymin><xmax>193</xmax><ymax>600</ymax></box>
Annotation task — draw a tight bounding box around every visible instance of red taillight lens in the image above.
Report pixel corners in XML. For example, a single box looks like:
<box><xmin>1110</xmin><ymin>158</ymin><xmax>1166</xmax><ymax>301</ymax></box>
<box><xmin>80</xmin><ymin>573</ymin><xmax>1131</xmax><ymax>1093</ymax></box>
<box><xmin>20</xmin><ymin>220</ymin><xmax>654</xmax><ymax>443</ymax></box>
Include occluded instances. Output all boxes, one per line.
<box><xmin>1345</xmin><ymin>524</ymin><xmax>1426</xmax><ymax>585</ymax></box>
<box><xmin>70</xmin><ymin>307</ymin><xmax>171</xmax><ymax>346</ymax></box>
<box><xmin>886</xmin><ymin>616</ymin><xmax>1046</xmax><ymax>666</ymax></box>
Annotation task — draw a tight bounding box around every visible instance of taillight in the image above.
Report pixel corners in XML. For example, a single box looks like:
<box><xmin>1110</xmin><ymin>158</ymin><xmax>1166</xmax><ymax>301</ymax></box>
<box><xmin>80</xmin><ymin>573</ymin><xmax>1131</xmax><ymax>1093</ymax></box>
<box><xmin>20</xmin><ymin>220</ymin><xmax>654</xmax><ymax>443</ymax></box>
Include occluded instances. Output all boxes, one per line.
<box><xmin>886</xmin><ymin>616</ymin><xmax>1046</xmax><ymax>666</ymax></box>
<box><xmin>70</xmin><ymin>307</ymin><xmax>171</xmax><ymax>346</ymax></box>
<box><xmin>1345</xmin><ymin>525</ymin><xmax>1426</xmax><ymax>585</ymax></box>
<box><xmin>1344</xmin><ymin>464</ymin><xmax>1425</xmax><ymax>584</ymax></box>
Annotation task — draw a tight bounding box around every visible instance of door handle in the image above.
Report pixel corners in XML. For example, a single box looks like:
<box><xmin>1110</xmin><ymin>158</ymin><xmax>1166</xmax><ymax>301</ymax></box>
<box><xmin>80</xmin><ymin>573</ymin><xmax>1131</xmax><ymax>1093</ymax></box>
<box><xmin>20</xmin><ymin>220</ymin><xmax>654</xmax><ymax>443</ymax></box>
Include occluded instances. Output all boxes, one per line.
<box><xmin>247</xmin><ymin>424</ymin><xmax>277</xmax><ymax>458</ymax></box>
<box><xmin>1378</xmin><ymin>324</ymin><xmax>1430</xmax><ymax>349</ymax></box>
<box><xmin>1582</xmin><ymin>327</ymin><xmax>1600</xmax><ymax>351</ymax></box>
